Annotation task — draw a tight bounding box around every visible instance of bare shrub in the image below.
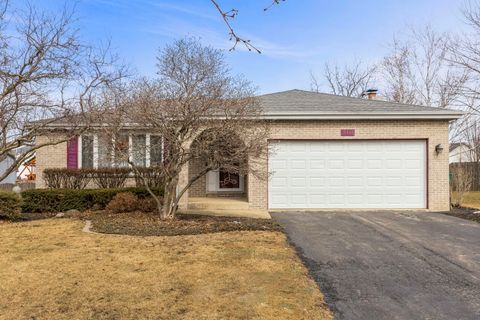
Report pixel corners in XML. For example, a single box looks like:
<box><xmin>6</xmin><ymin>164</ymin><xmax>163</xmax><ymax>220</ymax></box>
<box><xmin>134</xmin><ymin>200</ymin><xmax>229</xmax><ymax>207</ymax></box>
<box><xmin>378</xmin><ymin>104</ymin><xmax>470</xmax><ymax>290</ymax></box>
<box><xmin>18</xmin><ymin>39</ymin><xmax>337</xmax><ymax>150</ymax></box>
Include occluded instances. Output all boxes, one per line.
<box><xmin>43</xmin><ymin>169</ymin><xmax>65</xmax><ymax>189</ymax></box>
<box><xmin>92</xmin><ymin>168</ymin><xmax>131</xmax><ymax>189</ymax></box>
<box><xmin>133</xmin><ymin>167</ymin><xmax>164</xmax><ymax>189</ymax></box>
<box><xmin>43</xmin><ymin>169</ymin><xmax>91</xmax><ymax>189</ymax></box>
<box><xmin>450</xmin><ymin>164</ymin><xmax>473</xmax><ymax>207</ymax></box>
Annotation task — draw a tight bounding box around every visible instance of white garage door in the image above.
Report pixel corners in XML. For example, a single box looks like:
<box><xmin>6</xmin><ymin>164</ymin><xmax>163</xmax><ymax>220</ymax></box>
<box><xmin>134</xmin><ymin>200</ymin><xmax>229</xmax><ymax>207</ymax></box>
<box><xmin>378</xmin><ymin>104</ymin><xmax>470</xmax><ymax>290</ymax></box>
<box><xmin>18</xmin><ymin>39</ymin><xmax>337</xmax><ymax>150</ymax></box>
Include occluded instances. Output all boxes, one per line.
<box><xmin>268</xmin><ymin>140</ymin><xmax>426</xmax><ymax>209</ymax></box>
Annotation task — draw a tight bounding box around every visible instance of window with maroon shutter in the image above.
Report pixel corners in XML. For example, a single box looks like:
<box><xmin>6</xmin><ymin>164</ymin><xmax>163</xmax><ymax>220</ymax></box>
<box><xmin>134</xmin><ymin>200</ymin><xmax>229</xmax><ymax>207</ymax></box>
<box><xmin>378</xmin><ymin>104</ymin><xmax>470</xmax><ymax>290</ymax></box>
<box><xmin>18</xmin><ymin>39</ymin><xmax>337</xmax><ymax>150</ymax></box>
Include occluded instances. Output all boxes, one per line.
<box><xmin>66</xmin><ymin>137</ymin><xmax>78</xmax><ymax>169</ymax></box>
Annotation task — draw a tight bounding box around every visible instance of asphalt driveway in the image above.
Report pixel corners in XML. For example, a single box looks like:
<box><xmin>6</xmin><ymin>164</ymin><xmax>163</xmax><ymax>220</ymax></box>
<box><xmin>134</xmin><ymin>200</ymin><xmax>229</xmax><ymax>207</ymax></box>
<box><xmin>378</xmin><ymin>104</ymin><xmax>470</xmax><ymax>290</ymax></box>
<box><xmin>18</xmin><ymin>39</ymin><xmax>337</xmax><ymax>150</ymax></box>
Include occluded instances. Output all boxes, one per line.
<box><xmin>272</xmin><ymin>211</ymin><xmax>480</xmax><ymax>320</ymax></box>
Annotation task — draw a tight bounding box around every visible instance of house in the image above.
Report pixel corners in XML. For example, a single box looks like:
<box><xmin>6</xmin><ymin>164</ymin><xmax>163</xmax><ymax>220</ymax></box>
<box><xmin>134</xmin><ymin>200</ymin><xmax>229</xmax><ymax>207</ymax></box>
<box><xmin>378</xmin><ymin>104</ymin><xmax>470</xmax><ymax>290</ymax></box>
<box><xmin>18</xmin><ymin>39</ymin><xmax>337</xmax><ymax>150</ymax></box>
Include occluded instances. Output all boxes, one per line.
<box><xmin>449</xmin><ymin>143</ymin><xmax>471</xmax><ymax>163</ymax></box>
<box><xmin>0</xmin><ymin>153</ymin><xmax>17</xmax><ymax>185</ymax></box>
<box><xmin>35</xmin><ymin>89</ymin><xmax>463</xmax><ymax>211</ymax></box>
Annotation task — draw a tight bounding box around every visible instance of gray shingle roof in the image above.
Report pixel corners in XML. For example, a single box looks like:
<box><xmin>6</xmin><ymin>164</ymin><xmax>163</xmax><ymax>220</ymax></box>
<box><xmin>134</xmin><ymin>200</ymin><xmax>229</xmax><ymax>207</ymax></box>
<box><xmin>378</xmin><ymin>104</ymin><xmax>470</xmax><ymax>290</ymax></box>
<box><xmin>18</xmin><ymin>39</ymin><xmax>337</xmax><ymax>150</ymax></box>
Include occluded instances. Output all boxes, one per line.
<box><xmin>259</xmin><ymin>89</ymin><xmax>463</xmax><ymax>120</ymax></box>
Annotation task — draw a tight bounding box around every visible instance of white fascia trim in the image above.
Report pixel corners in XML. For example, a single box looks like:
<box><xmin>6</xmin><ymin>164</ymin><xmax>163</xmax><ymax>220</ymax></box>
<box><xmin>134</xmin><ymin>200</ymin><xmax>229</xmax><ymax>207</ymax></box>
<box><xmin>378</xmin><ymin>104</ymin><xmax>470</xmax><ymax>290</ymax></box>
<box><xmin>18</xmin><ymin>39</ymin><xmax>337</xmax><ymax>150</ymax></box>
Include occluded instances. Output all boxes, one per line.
<box><xmin>261</xmin><ymin>113</ymin><xmax>464</xmax><ymax>120</ymax></box>
<box><xmin>40</xmin><ymin>112</ymin><xmax>465</xmax><ymax>129</ymax></box>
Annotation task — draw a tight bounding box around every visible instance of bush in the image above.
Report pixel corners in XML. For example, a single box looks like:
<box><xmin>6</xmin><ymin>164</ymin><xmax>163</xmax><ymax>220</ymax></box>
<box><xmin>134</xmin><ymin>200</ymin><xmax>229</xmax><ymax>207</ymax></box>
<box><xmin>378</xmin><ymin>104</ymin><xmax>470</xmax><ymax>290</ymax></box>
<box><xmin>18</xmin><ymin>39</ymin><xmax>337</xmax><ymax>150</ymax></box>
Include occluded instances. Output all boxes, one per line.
<box><xmin>43</xmin><ymin>169</ymin><xmax>92</xmax><ymax>189</ymax></box>
<box><xmin>134</xmin><ymin>167</ymin><xmax>165</xmax><ymax>189</ymax></box>
<box><xmin>21</xmin><ymin>187</ymin><xmax>163</xmax><ymax>213</ymax></box>
<box><xmin>137</xmin><ymin>196</ymin><xmax>162</xmax><ymax>213</ymax></box>
<box><xmin>92</xmin><ymin>168</ymin><xmax>131</xmax><ymax>189</ymax></box>
<box><xmin>106</xmin><ymin>192</ymin><xmax>138</xmax><ymax>213</ymax></box>
<box><xmin>43</xmin><ymin>168</ymin><xmax>135</xmax><ymax>189</ymax></box>
<box><xmin>0</xmin><ymin>191</ymin><xmax>22</xmax><ymax>220</ymax></box>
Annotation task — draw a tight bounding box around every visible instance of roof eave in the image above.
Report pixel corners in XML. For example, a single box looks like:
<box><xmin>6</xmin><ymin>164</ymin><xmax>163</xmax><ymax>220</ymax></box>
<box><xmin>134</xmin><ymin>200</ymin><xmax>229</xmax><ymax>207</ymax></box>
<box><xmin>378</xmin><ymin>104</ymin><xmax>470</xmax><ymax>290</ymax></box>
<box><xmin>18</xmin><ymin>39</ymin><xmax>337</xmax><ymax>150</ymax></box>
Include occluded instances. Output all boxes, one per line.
<box><xmin>261</xmin><ymin>112</ymin><xmax>464</xmax><ymax>120</ymax></box>
<box><xmin>37</xmin><ymin>112</ymin><xmax>464</xmax><ymax>129</ymax></box>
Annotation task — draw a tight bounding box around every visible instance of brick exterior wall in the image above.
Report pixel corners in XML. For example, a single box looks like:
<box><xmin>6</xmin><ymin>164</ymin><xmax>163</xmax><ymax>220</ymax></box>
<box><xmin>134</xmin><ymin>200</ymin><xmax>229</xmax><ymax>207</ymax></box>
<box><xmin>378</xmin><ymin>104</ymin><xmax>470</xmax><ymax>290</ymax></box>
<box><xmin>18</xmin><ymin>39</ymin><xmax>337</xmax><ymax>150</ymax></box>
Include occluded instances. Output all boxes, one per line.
<box><xmin>189</xmin><ymin>157</ymin><xmax>207</xmax><ymax>197</ymax></box>
<box><xmin>36</xmin><ymin>134</ymin><xmax>68</xmax><ymax>189</ymax></box>
<box><xmin>36</xmin><ymin>119</ymin><xmax>451</xmax><ymax>211</ymax></box>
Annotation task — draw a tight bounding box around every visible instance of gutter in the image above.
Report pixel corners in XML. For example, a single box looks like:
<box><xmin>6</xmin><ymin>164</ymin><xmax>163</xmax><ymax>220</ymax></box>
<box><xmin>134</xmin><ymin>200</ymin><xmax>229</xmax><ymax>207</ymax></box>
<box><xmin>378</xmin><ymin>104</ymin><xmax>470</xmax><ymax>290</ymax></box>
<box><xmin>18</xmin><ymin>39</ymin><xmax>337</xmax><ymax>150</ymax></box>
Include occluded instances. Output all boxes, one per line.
<box><xmin>261</xmin><ymin>112</ymin><xmax>464</xmax><ymax>120</ymax></box>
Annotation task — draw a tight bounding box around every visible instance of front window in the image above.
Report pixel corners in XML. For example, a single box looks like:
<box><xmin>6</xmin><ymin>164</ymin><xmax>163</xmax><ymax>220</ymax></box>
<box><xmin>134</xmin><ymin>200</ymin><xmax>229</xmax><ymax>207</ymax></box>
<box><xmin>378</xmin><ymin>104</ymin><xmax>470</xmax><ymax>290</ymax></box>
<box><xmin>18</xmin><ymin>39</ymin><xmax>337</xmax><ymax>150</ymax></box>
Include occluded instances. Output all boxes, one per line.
<box><xmin>81</xmin><ymin>135</ymin><xmax>94</xmax><ymax>168</ymax></box>
<box><xmin>79</xmin><ymin>133</ymin><xmax>162</xmax><ymax>169</ymax></box>
<box><xmin>132</xmin><ymin>134</ymin><xmax>146</xmax><ymax>167</ymax></box>
<box><xmin>97</xmin><ymin>134</ymin><xmax>112</xmax><ymax>168</ymax></box>
<box><xmin>114</xmin><ymin>133</ymin><xmax>129</xmax><ymax>167</ymax></box>
<box><xmin>150</xmin><ymin>135</ymin><xmax>163</xmax><ymax>167</ymax></box>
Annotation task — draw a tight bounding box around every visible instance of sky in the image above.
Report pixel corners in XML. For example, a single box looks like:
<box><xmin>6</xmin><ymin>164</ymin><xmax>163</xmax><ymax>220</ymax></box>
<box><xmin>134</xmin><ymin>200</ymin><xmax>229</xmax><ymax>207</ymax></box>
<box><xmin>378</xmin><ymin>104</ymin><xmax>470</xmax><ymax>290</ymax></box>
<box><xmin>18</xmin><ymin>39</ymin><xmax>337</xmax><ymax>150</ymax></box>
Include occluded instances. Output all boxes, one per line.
<box><xmin>15</xmin><ymin>0</ymin><xmax>471</xmax><ymax>94</ymax></box>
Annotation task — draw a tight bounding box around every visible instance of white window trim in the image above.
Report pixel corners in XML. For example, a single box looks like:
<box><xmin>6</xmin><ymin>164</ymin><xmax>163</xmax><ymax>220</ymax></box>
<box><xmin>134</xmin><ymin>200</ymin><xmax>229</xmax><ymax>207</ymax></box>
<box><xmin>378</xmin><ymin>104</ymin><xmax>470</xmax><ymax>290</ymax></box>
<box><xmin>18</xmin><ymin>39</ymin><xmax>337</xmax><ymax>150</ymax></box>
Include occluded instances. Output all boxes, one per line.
<box><xmin>77</xmin><ymin>135</ymin><xmax>83</xmax><ymax>168</ymax></box>
<box><xmin>93</xmin><ymin>135</ymin><xmax>99</xmax><ymax>169</ymax></box>
<box><xmin>78</xmin><ymin>133</ymin><xmax>160</xmax><ymax>169</ymax></box>
<box><xmin>128</xmin><ymin>135</ymin><xmax>133</xmax><ymax>165</ymax></box>
<box><xmin>145</xmin><ymin>134</ymin><xmax>151</xmax><ymax>167</ymax></box>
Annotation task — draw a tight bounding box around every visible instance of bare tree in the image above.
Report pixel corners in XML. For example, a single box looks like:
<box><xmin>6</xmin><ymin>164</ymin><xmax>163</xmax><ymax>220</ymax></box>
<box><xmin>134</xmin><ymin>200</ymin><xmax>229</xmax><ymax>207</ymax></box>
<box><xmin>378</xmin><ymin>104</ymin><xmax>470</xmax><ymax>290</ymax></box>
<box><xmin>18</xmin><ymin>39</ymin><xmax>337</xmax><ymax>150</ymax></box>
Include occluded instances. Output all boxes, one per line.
<box><xmin>381</xmin><ymin>39</ymin><xmax>417</xmax><ymax>104</ymax></box>
<box><xmin>0</xmin><ymin>1</ymin><xmax>126</xmax><ymax>182</ymax></box>
<box><xmin>448</xmin><ymin>1</ymin><xmax>480</xmax><ymax>115</ymax></box>
<box><xmin>210</xmin><ymin>0</ymin><xmax>285</xmax><ymax>53</ymax></box>
<box><xmin>381</xmin><ymin>26</ymin><xmax>467</xmax><ymax>107</ymax></box>
<box><xmin>104</xmin><ymin>38</ymin><xmax>269</xmax><ymax>219</ymax></box>
<box><xmin>311</xmin><ymin>60</ymin><xmax>377</xmax><ymax>97</ymax></box>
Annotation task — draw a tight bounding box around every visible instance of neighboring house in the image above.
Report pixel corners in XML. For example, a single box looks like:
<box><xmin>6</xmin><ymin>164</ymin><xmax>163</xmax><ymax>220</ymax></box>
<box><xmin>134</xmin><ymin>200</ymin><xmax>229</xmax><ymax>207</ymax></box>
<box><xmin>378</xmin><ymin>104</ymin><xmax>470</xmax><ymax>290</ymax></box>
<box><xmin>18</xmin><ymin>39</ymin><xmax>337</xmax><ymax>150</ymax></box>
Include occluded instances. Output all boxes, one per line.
<box><xmin>35</xmin><ymin>89</ymin><xmax>462</xmax><ymax>211</ymax></box>
<box><xmin>0</xmin><ymin>153</ymin><xmax>17</xmax><ymax>185</ymax></box>
<box><xmin>449</xmin><ymin>143</ymin><xmax>471</xmax><ymax>163</ymax></box>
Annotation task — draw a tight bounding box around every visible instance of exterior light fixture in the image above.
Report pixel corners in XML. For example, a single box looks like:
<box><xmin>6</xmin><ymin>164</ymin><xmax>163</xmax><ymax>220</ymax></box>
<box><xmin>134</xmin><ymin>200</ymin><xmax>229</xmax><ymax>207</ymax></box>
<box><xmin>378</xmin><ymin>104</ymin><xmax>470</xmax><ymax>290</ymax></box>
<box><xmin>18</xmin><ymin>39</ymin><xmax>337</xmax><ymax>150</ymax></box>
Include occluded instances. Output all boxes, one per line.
<box><xmin>435</xmin><ymin>144</ymin><xmax>444</xmax><ymax>154</ymax></box>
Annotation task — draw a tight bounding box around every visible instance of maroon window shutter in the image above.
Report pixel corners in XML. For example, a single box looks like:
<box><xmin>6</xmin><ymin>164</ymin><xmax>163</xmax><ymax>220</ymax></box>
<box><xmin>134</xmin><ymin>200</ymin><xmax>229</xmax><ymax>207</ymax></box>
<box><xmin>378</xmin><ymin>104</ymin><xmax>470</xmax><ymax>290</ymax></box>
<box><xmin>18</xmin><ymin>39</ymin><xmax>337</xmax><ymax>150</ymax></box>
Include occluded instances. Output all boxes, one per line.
<box><xmin>67</xmin><ymin>136</ymin><xmax>78</xmax><ymax>169</ymax></box>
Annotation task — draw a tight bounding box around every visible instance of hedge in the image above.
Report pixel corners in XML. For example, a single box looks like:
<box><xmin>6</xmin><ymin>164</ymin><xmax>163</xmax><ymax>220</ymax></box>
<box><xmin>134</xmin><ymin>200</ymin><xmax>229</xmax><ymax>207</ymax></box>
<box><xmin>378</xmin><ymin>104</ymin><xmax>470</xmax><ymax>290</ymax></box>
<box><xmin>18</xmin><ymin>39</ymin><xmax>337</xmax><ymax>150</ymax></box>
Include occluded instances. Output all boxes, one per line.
<box><xmin>21</xmin><ymin>187</ymin><xmax>163</xmax><ymax>213</ymax></box>
<box><xmin>43</xmin><ymin>168</ymin><xmax>133</xmax><ymax>189</ymax></box>
<box><xmin>0</xmin><ymin>190</ymin><xmax>22</xmax><ymax>220</ymax></box>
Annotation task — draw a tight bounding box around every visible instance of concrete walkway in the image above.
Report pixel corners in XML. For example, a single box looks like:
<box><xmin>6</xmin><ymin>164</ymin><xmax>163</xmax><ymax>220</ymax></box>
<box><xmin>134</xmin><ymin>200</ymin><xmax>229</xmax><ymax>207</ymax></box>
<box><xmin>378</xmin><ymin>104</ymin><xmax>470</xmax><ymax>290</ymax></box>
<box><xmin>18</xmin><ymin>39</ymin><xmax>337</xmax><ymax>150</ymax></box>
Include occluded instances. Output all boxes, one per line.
<box><xmin>272</xmin><ymin>211</ymin><xmax>480</xmax><ymax>320</ymax></box>
<box><xmin>181</xmin><ymin>197</ymin><xmax>271</xmax><ymax>219</ymax></box>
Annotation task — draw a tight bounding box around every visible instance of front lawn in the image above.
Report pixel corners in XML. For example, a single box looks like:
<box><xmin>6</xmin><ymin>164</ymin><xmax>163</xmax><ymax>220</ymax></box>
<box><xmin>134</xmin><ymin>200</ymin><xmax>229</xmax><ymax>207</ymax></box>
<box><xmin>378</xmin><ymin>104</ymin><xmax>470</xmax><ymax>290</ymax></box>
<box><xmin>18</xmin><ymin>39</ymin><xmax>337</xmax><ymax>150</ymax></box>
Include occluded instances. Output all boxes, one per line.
<box><xmin>454</xmin><ymin>191</ymin><xmax>480</xmax><ymax>209</ymax></box>
<box><xmin>0</xmin><ymin>219</ymin><xmax>332</xmax><ymax>320</ymax></box>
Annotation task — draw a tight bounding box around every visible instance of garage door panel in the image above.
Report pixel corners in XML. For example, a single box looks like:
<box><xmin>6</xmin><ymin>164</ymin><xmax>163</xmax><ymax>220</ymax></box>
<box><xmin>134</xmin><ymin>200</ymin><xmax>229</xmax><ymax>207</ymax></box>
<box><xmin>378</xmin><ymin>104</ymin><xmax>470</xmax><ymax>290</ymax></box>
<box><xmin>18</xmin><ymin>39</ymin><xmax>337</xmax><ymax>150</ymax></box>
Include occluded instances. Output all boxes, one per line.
<box><xmin>268</xmin><ymin>140</ymin><xmax>426</xmax><ymax>209</ymax></box>
<box><xmin>347</xmin><ymin>194</ymin><xmax>364</xmax><ymax>203</ymax></box>
<box><xmin>328</xmin><ymin>194</ymin><xmax>346</xmax><ymax>205</ymax></box>
<box><xmin>310</xmin><ymin>194</ymin><xmax>326</xmax><ymax>205</ymax></box>
<box><xmin>328</xmin><ymin>159</ymin><xmax>345</xmax><ymax>169</ymax></box>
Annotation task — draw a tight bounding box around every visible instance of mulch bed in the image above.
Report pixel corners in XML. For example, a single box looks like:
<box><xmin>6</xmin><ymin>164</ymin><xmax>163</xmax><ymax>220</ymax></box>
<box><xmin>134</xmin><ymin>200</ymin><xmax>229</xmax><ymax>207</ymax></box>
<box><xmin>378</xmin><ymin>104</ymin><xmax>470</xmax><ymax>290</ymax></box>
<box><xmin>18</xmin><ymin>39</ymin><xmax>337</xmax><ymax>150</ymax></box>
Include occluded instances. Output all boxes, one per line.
<box><xmin>89</xmin><ymin>211</ymin><xmax>283</xmax><ymax>236</ymax></box>
<box><xmin>441</xmin><ymin>207</ymin><xmax>480</xmax><ymax>223</ymax></box>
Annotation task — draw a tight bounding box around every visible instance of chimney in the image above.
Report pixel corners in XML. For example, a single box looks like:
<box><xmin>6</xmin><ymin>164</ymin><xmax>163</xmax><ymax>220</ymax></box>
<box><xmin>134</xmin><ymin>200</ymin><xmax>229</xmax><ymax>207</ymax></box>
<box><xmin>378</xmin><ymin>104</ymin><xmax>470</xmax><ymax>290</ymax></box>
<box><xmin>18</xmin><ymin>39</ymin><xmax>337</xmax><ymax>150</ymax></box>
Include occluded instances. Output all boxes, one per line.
<box><xmin>365</xmin><ymin>89</ymin><xmax>378</xmax><ymax>100</ymax></box>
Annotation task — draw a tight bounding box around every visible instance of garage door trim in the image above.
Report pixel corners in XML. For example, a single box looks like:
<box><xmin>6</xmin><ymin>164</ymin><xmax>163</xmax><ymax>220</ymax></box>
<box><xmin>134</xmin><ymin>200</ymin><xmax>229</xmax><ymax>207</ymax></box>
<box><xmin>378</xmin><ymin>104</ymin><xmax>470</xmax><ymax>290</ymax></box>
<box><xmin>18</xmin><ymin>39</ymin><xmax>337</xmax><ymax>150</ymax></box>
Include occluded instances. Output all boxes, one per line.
<box><xmin>267</xmin><ymin>138</ymin><xmax>429</xmax><ymax>209</ymax></box>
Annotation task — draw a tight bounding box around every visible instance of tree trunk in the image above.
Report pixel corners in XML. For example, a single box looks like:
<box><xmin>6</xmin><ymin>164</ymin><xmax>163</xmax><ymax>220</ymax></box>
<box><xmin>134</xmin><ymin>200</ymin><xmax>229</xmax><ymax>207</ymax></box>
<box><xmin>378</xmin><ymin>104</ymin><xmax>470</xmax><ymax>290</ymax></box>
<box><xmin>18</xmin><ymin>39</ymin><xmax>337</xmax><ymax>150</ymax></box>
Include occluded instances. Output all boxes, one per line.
<box><xmin>161</xmin><ymin>167</ymin><xmax>212</xmax><ymax>220</ymax></box>
<box><xmin>162</xmin><ymin>177</ymin><xmax>178</xmax><ymax>219</ymax></box>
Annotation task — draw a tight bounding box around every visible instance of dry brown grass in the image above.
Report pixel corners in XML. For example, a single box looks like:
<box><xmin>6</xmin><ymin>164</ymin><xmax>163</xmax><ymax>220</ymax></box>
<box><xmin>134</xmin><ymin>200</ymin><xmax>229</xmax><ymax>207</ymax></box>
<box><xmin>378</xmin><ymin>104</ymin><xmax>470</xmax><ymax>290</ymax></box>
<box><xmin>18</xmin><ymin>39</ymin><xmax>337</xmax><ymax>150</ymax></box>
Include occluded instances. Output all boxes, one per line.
<box><xmin>455</xmin><ymin>191</ymin><xmax>480</xmax><ymax>209</ymax></box>
<box><xmin>0</xmin><ymin>219</ymin><xmax>332</xmax><ymax>320</ymax></box>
